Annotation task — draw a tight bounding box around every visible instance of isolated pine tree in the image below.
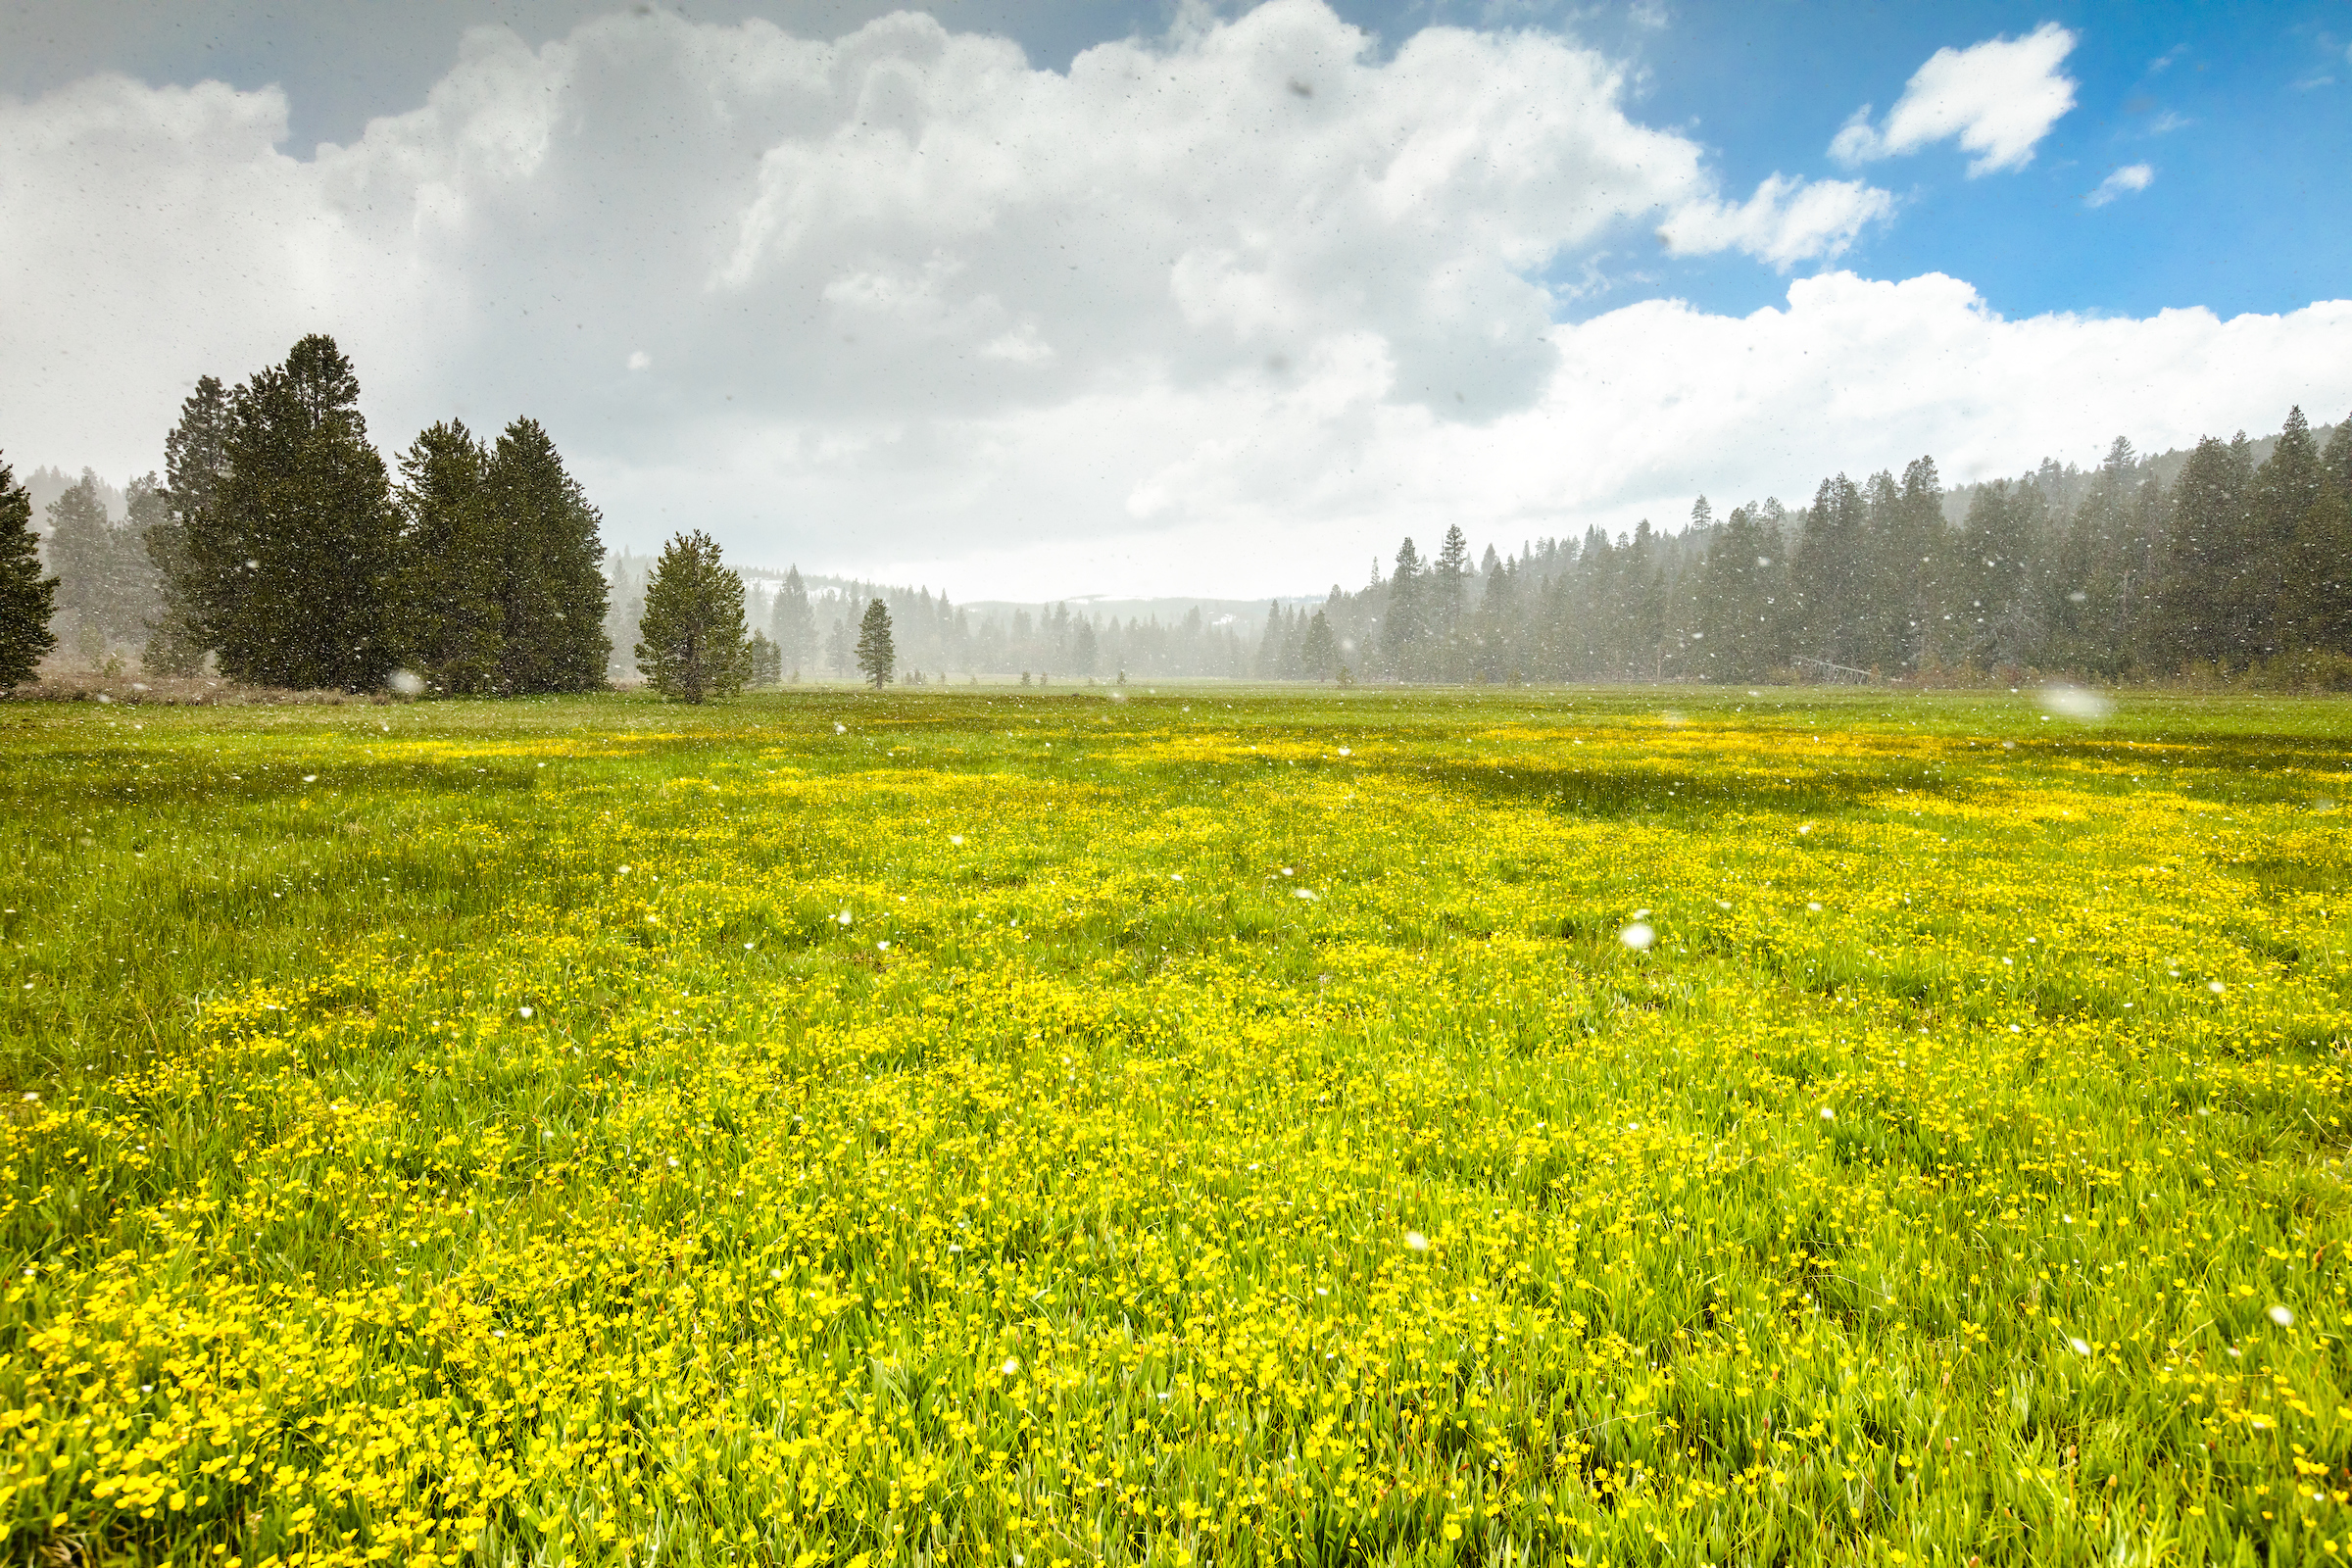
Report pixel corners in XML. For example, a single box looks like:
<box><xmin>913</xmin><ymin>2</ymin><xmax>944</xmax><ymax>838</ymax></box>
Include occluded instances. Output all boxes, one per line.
<box><xmin>481</xmin><ymin>418</ymin><xmax>609</xmax><ymax>693</ymax></box>
<box><xmin>209</xmin><ymin>336</ymin><xmax>405</xmax><ymax>690</ymax></box>
<box><xmin>636</xmin><ymin>531</ymin><xmax>749</xmax><ymax>703</ymax></box>
<box><xmin>855</xmin><ymin>598</ymin><xmax>896</xmax><ymax>689</ymax></box>
<box><xmin>395</xmin><ymin>419</ymin><xmax>503</xmax><ymax>694</ymax></box>
<box><xmin>147</xmin><ymin>376</ymin><xmax>232</xmax><ymax>675</ymax></box>
<box><xmin>0</xmin><ymin>455</ymin><xmax>58</xmax><ymax>690</ymax></box>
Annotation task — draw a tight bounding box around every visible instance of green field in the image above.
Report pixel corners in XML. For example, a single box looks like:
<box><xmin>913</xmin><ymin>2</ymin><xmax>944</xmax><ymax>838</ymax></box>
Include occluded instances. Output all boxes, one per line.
<box><xmin>2</xmin><ymin>686</ymin><xmax>2348</xmax><ymax>1566</ymax></box>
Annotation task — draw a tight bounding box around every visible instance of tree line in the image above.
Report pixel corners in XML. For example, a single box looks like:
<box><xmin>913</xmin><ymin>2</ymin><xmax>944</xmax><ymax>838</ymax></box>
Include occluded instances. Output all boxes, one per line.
<box><xmin>0</xmin><ymin>333</ymin><xmax>838</xmax><ymax>701</ymax></box>
<box><xmin>0</xmin><ymin>334</ymin><xmax>613</xmax><ymax>694</ymax></box>
<box><xmin>1283</xmin><ymin>406</ymin><xmax>2352</xmax><ymax>685</ymax></box>
<box><xmin>8</xmin><ymin>382</ymin><xmax>2347</xmax><ymax>696</ymax></box>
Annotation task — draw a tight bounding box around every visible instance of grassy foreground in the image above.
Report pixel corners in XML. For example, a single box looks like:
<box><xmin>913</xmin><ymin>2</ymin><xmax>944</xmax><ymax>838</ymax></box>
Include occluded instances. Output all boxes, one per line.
<box><xmin>1</xmin><ymin>685</ymin><xmax>2348</xmax><ymax>1567</ymax></box>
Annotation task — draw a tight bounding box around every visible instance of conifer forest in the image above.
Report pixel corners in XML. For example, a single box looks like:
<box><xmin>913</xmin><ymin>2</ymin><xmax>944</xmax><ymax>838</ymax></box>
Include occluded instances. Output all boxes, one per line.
<box><xmin>7</xmin><ymin>335</ymin><xmax>2345</xmax><ymax>693</ymax></box>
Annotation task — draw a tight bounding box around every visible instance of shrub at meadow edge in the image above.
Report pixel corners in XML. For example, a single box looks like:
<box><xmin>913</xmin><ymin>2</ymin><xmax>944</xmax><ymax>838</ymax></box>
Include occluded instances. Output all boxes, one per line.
<box><xmin>0</xmin><ymin>686</ymin><xmax>2346</xmax><ymax>1566</ymax></box>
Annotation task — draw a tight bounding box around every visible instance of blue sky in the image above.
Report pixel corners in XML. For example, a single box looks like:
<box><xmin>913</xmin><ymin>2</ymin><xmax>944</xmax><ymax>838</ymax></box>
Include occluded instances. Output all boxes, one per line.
<box><xmin>5</xmin><ymin>0</ymin><xmax>2350</xmax><ymax>595</ymax></box>
<box><xmin>1593</xmin><ymin>0</ymin><xmax>2352</xmax><ymax>322</ymax></box>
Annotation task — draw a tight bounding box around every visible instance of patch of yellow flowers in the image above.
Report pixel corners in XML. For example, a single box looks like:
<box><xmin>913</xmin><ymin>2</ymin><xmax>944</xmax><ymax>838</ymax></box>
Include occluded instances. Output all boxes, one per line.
<box><xmin>1</xmin><ymin>690</ymin><xmax>2347</xmax><ymax>1564</ymax></box>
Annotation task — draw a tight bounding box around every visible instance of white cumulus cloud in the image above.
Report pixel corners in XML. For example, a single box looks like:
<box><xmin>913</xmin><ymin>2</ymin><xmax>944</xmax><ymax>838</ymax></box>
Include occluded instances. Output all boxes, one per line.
<box><xmin>1832</xmin><ymin>23</ymin><xmax>2077</xmax><ymax>175</ymax></box>
<box><xmin>2086</xmin><ymin>164</ymin><xmax>2154</xmax><ymax>207</ymax></box>
<box><xmin>1658</xmin><ymin>172</ymin><xmax>1895</xmax><ymax>270</ymax></box>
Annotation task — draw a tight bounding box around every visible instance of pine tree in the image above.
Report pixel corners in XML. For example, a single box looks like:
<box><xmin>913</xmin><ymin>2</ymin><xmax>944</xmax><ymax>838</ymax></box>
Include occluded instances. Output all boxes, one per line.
<box><xmin>1893</xmin><ymin>458</ymin><xmax>1954</xmax><ymax>672</ymax></box>
<box><xmin>1694</xmin><ymin>505</ymin><xmax>1786</xmax><ymax>680</ymax></box>
<box><xmin>37</xmin><ymin>470</ymin><xmax>160</xmax><ymax>657</ymax></box>
<box><xmin>635</xmin><ymin>531</ymin><xmax>750</xmax><ymax>703</ymax></box>
<box><xmin>1253</xmin><ymin>602</ymin><xmax>1284</xmax><ymax>678</ymax></box>
<box><xmin>856</xmin><ymin>598</ymin><xmax>896</xmax><ymax>689</ymax></box>
<box><xmin>0</xmin><ymin>454</ymin><xmax>58</xmax><ymax>690</ymax></box>
<box><xmin>118</xmin><ymin>477</ymin><xmax>169</xmax><ymax>652</ymax></box>
<box><xmin>1959</xmin><ymin>480</ymin><xmax>2047</xmax><ymax>671</ymax></box>
<box><xmin>1433</xmin><ymin>524</ymin><xmax>1471</xmax><ymax>678</ymax></box>
<box><xmin>770</xmin><ymin>566</ymin><xmax>815</xmax><ymax>671</ymax></box>
<box><xmin>2244</xmin><ymin>408</ymin><xmax>2321</xmax><ymax>667</ymax></box>
<box><xmin>2326</xmin><ymin>414</ymin><xmax>2352</xmax><ymax>508</ymax></box>
<box><xmin>209</xmin><ymin>336</ymin><xmax>405</xmax><ymax>691</ymax></box>
<box><xmin>481</xmin><ymin>418</ymin><xmax>610</xmax><ymax>693</ymax></box>
<box><xmin>147</xmin><ymin>376</ymin><xmax>232</xmax><ymax>675</ymax></box>
<box><xmin>1383</xmin><ymin>538</ymin><xmax>1425</xmax><ymax>678</ymax></box>
<box><xmin>1791</xmin><ymin>474</ymin><xmax>1866</xmax><ymax>666</ymax></box>
<box><xmin>1071</xmin><ymin>618</ymin><xmax>1098</xmax><ymax>677</ymax></box>
<box><xmin>395</xmin><ymin>420</ymin><xmax>503</xmax><ymax>693</ymax></box>
<box><xmin>2156</xmin><ymin>434</ymin><xmax>2257</xmax><ymax>670</ymax></box>
<box><xmin>747</xmin><ymin>631</ymin><xmax>783</xmax><ymax>686</ymax></box>
<box><xmin>1300</xmin><ymin>609</ymin><xmax>1337</xmax><ymax>679</ymax></box>
<box><xmin>44</xmin><ymin>471</ymin><xmax>117</xmax><ymax>657</ymax></box>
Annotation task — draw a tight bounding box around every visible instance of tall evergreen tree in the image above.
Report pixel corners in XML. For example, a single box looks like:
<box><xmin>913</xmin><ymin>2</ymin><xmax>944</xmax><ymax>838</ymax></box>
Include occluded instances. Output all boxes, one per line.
<box><xmin>480</xmin><ymin>418</ymin><xmax>610</xmax><ymax>693</ymax></box>
<box><xmin>2052</xmin><ymin>439</ymin><xmax>2126</xmax><ymax>673</ymax></box>
<box><xmin>147</xmin><ymin>376</ymin><xmax>232</xmax><ymax>675</ymax></box>
<box><xmin>119</xmin><ymin>477</ymin><xmax>169</xmax><ymax>649</ymax></box>
<box><xmin>855</xmin><ymin>597</ymin><xmax>896</xmax><ymax>689</ymax></box>
<box><xmin>636</xmin><ymin>531</ymin><xmax>750</xmax><ymax>703</ymax></box>
<box><xmin>770</xmin><ymin>566</ymin><xmax>815</xmax><ymax>673</ymax></box>
<box><xmin>747</xmin><ymin>631</ymin><xmax>783</xmax><ymax>686</ymax></box>
<box><xmin>1383</xmin><ymin>537</ymin><xmax>1426</xmax><ymax>677</ymax></box>
<box><xmin>1791</xmin><ymin>474</ymin><xmax>1866</xmax><ymax>666</ymax></box>
<box><xmin>1253</xmin><ymin>601</ymin><xmax>1285</xmax><ymax>678</ymax></box>
<box><xmin>1959</xmin><ymin>480</ymin><xmax>2046</xmax><ymax>670</ymax></box>
<box><xmin>1432</xmin><ymin>524</ymin><xmax>1471</xmax><ymax>678</ymax></box>
<box><xmin>1694</xmin><ymin>505</ymin><xmax>1787</xmax><ymax>679</ymax></box>
<box><xmin>1891</xmin><ymin>458</ymin><xmax>1951</xmax><ymax>671</ymax></box>
<box><xmin>2325</xmin><ymin>413</ymin><xmax>2352</xmax><ymax>508</ymax></box>
<box><xmin>0</xmin><ymin>455</ymin><xmax>58</xmax><ymax>691</ymax></box>
<box><xmin>1853</xmin><ymin>470</ymin><xmax>1905</xmax><ymax>670</ymax></box>
<box><xmin>2241</xmin><ymin>408</ymin><xmax>2321</xmax><ymax>667</ymax></box>
<box><xmin>208</xmin><ymin>335</ymin><xmax>405</xmax><ymax>690</ymax></box>
<box><xmin>44</xmin><ymin>472</ymin><xmax>116</xmax><ymax>653</ymax></box>
<box><xmin>2156</xmin><ymin>433</ymin><xmax>2257</xmax><ymax>670</ymax></box>
<box><xmin>1300</xmin><ymin>608</ymin><xmax>1337</xmax><ymax>680</ymax></box>
<box><xmin>395</xmin><ymin>420</ymin><xmax>503</xmax><ymax>693</ymax></box>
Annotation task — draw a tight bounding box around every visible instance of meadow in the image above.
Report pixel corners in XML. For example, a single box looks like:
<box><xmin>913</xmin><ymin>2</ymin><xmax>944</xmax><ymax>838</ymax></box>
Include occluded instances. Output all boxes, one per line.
<box><xmin>0</xmin><ymin>683</ymin><xmax>2347</xmax><ymax>1567</ymax></box>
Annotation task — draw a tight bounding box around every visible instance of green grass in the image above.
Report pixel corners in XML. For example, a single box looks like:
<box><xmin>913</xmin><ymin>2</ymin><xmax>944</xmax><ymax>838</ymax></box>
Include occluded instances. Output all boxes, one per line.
<box><xmin>0</xmin><ymin>684</ymin><xmax>2348</xmax><ymax>1566</ymax></box>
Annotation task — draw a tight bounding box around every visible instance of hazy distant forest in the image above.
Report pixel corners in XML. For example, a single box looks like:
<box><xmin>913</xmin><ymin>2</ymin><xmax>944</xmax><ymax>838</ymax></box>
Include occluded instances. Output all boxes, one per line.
<box><xmin>13</xmin><ymin>334</ymin><xmax>2349</xmax><ymax>689</ymax></box>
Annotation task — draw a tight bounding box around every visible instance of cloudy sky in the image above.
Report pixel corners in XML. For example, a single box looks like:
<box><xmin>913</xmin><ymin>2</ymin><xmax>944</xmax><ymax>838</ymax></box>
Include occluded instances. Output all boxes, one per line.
<box><xmin>4</xmin><ymin>1</ymin><xmax>2350</xmax><ymax>599</ymax></box>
